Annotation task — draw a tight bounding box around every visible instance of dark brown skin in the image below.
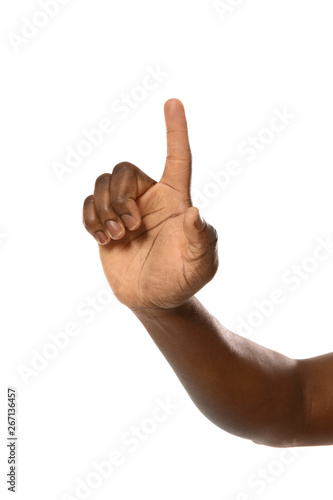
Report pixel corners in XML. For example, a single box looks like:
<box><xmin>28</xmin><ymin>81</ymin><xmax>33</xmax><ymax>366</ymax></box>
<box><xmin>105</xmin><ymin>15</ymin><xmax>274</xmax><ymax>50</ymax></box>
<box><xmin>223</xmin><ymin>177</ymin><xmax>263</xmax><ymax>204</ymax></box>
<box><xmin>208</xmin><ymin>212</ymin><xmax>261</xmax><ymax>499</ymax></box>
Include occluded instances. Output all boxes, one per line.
<box><xmin>83</xmin><ymin>98</ymin><xmax>333</xmax><ymax>448</ymax></box>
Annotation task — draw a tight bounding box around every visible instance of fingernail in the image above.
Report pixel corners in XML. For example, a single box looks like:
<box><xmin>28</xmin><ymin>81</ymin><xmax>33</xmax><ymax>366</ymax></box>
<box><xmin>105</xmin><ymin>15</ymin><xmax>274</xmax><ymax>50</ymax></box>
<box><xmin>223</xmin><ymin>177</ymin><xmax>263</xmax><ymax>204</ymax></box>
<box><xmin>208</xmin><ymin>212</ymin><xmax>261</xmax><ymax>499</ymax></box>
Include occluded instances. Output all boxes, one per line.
<box><xmin>106</xmin><ymin>220</ymin><xmax>124</xmax><ymax>239</ymax></box>
<box><xmin>121</xmin><ymin>214</ymin><xmax>138</xmax><ymax>230</ymax></box>
<box><xmin>96</xmin><ymin>231</ymin><xmax>109</xmax><ymax>245</ymax></box>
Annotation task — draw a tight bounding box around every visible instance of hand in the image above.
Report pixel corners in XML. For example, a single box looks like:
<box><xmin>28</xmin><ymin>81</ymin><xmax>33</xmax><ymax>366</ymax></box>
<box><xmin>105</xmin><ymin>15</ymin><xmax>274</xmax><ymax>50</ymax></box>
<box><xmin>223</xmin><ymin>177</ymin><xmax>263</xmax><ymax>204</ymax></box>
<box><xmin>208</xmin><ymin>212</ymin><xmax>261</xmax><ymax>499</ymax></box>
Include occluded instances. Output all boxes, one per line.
<box><xmin>82</xmin><ymin>98</ymin><xmax>219</xmax><ymax>311</ymax></box>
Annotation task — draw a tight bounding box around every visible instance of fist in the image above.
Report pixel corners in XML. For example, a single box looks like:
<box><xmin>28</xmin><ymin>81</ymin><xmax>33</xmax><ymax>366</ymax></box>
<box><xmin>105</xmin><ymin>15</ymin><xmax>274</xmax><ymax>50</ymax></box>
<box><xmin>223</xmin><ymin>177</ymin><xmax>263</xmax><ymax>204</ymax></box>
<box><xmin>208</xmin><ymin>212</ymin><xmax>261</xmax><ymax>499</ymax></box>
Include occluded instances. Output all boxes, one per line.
<box><xmin>82</xmin><ymin>99</ymin><xmax>219</xmax><ymax>311</ymax></box>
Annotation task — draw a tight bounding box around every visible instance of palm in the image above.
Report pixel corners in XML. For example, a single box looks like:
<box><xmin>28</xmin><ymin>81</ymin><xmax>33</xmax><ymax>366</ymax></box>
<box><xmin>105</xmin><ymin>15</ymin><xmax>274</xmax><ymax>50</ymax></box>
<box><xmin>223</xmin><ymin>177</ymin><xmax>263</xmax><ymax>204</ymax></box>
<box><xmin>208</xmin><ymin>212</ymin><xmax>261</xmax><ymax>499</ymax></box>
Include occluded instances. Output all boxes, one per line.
<box><xmin>99</xmin><ymin>181</ymin><xmax>194</xmax><ymax>309</ymax></box>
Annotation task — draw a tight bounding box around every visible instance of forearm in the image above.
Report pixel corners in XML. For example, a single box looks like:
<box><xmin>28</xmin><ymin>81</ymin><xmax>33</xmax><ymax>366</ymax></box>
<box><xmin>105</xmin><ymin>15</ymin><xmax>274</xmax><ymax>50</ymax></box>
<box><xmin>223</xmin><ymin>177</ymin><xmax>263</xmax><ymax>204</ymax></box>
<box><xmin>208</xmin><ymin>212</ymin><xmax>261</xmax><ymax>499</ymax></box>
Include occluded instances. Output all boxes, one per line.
<box><xmin>131</xmin><ymin>296</ymin><xmax>306</xmax><ymax>448</ymax></box>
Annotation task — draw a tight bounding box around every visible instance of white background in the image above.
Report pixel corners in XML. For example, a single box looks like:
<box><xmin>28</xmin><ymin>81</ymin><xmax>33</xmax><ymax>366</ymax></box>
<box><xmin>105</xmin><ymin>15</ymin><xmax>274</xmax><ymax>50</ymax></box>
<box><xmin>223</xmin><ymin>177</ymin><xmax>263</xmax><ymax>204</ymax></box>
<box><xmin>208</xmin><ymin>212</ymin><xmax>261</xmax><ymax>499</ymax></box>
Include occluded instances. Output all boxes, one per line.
<box><xmin>1</xmin><ymin>0</ymin><xmax>333</xmax><ymax>498</ymax></box>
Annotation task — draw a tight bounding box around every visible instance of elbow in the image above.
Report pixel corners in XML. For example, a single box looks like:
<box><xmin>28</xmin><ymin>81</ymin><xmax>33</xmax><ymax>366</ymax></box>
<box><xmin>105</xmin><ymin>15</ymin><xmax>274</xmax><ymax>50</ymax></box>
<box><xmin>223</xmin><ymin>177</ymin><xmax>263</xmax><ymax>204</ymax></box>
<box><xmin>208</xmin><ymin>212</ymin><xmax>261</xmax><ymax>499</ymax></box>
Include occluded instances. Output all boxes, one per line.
<box><xmin>251</xmin><ymin>434</ymin><xmax>302</xmax><ymax>448</ymax></box>
<box><xmin>251</xmin><ymin>362</ymin><xmax>308</xmax><ymax>448</ymax></box>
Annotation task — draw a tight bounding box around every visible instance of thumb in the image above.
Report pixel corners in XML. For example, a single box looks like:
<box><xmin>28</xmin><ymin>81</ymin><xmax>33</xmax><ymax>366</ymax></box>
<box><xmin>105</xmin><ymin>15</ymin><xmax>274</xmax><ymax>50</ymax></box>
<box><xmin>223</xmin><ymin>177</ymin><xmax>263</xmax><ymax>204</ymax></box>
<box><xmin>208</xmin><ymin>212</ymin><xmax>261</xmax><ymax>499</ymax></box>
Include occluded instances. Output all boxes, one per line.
<box><xmin>183</xmin><ymin>207</ymin><xmax>218</xmax><ymax>255</ymax></box>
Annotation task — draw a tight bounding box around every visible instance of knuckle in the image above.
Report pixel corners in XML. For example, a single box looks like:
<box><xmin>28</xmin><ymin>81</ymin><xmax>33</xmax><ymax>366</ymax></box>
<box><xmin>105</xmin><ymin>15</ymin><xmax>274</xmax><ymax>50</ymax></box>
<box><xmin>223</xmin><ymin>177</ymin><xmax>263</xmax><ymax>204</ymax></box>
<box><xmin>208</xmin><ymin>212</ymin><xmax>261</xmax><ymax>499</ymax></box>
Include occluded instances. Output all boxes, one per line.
<box><xmin>212</xmin><ymin>227</ymin><xmax>218</xmax><ymax>244</ymax></box>
<box><xmin>112</xmin><ymin>161</ymin><xmax>133</xmax><ymax>175</ymax></box>
<box><xmin>208</xmin><ymin>225</ymin><xmax>218</xmax><ymax>245</ymax></box>
<box><xmin>203</xmin><ymin>248</ymin><xmax>219</xmax><ymax>281</ymax></box>
<box><xmin>83</xmin><ymin>194</ymin><xmax>94</xmax><ymax>207</ymax></box>
<box><xmin>112</xmin><ymin>194</ymin><xmax>129</xmax><ymax>208</ymax></box>
<box><xmin>97</xmin><ymin>205</ymin><xmax>113</xmax><ymax>219</ymax></box>
<box><xmin>95</xmin><ymin>173</ymin><xmax>110</xmax><ymax>187</ymax></box>
<box><xmin>82</xmin><ymin>216</ymin><xmax>96</xmax><ymax>229</ymax></box>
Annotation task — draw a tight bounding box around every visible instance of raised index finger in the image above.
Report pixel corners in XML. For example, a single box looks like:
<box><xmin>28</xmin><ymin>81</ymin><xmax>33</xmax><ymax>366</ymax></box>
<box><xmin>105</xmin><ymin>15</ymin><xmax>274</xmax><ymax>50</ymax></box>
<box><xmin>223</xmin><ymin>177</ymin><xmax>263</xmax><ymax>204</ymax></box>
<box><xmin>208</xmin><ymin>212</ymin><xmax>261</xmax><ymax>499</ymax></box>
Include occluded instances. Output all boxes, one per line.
<box><xmin>160</xmin><ymin>98</ymin><xmax>192</xmax><ymax>195</ymax></box>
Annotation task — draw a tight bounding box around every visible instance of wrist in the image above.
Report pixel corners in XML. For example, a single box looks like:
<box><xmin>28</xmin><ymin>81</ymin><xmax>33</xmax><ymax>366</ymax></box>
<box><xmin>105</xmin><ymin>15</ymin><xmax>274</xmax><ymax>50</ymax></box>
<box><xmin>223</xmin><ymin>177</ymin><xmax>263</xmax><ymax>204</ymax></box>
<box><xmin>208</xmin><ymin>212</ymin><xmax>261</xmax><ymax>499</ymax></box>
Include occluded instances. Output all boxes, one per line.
<box><xmin>130</xmin><ymin>296</ymin><xmax>198</xmax><ymax>321</ymax></box>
